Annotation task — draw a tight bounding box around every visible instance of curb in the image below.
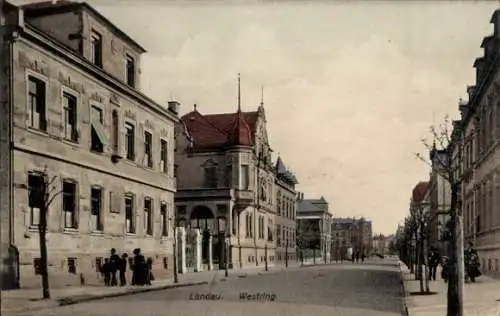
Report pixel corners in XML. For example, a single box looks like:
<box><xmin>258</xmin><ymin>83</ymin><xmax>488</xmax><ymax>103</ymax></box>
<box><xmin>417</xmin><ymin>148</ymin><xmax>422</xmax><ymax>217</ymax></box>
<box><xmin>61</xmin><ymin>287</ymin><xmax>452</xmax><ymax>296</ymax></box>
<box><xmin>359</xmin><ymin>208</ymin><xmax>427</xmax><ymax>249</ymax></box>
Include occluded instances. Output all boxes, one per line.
<box><xmin>398</xmin><ymin>261</ymin><xmax>410</xmax><ymax>316</ymax></box>
<box><xmin>57</xmin><ymin>281</ymin><xmax>209</xmax><ymax>306</ymax></box>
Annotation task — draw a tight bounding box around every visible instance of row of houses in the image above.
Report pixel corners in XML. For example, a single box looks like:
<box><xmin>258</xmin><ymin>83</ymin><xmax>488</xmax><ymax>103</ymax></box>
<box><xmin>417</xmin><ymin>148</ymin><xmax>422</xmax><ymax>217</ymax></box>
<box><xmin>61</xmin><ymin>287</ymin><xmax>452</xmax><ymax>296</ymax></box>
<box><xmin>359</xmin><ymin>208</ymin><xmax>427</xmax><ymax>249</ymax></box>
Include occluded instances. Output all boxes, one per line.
<box><xmin>0</xmin><ymin>0</ymin><xmax>338</xmax><ymax>290</ymax></box>
<box><xmin>408</xmin><ymin>9</ymin><xmax>500</xmax><ymax>278</ymax></box>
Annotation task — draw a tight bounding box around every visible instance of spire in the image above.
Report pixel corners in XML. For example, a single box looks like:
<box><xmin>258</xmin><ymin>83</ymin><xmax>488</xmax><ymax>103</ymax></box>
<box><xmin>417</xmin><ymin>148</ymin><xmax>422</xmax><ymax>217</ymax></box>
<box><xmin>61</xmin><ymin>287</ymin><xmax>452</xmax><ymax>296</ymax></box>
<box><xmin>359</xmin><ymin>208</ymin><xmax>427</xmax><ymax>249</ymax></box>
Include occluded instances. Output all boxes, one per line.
<box><xmin>237</xmin><ymin>73</ymin><xmax>241</xmax><ymax>112</ymax></box>
<box><xmin>194</xmin><ymin>103</ymin><xmax>197</xmax><ymax>112</ymax></box>
<box><xmin>228</xmin><ymin>72</ymin><xmax>252</xmax><ymax>147</ymax></box>
<box><xmin>260</xmin><ymin>86</ymin><xmax>264</xmax><ymax>107</ymax></box>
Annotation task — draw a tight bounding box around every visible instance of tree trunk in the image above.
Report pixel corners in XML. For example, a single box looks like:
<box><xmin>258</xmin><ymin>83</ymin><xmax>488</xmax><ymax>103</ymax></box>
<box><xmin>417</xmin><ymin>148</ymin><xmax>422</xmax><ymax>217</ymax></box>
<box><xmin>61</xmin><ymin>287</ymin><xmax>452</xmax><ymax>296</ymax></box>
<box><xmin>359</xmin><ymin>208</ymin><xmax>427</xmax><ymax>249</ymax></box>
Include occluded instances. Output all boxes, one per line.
<box><xmin>423</xmin><ymin>231</ymin><xmax>430</xmax><ymax>293</ymax></box>
<box><xmin>418</xmin><ymin>230</ymin><xmax>424</xmax><ymax>293</ymax></box>
<box><xmin>39</xmin><ymin>208</ymin><xmax>50</xmax><ymax>299</ymax></box>
<box><xmin>447</xmin><ymin>182</ymin><xmax>461</xmax><ymax>316</ymax></box>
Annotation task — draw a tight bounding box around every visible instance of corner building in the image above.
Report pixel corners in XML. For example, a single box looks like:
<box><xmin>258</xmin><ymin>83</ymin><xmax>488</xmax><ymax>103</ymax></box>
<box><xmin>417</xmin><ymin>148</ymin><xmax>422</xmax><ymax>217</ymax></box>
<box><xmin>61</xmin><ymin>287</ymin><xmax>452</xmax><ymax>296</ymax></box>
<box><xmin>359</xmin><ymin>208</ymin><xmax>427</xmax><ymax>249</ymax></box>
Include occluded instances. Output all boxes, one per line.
<box><xmin>175</xmin><ymin>100</ymin><xmax>277</xmax><ymax>270</ymax></box>
<box><xmin>0</xmin><ymin>1</ymin><xmax>178</xmax><ymax>289</ymax></box>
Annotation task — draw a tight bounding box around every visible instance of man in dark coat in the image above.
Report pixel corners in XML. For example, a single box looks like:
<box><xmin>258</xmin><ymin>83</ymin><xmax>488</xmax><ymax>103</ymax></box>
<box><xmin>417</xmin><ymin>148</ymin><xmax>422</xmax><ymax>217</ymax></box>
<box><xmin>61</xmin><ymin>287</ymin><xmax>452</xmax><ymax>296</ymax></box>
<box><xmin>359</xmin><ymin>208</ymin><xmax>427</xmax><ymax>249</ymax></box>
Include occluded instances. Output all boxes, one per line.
<box><xmin>109</xmin><ymin>248</ymin><xmax>120</xmax><ymax>286</ymax></box>
<box><xmin>428</xmin><ymin>249</ymin><xmax>440</xmax><ymax>281</ymax></box>
<box><xmin>119</xmin><ymin>253</ymin><xmax>128</xmax><ymax>286</ymax></box>
<box><xmin>132</xmin><ymin>248</ymin><xmax>146</xmax><ymax>286</ymax></box>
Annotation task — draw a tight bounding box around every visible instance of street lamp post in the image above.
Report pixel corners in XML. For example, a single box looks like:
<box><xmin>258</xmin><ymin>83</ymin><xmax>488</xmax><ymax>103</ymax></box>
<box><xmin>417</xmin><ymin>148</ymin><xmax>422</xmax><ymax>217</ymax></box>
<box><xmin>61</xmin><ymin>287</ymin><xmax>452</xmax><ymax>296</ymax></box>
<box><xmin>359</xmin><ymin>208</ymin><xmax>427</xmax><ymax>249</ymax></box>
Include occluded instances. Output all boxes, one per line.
<box><xmin>265</xmin><ymin>244</ymin><xmax>268</xmax><ymax>272</ymax></box>
<box><xmin>170</xmin><ymin>217</ymin><xmax>179</xmax><ymax>284</ymax></box>
<box><xmin>285</xmin><ymin>239</ymin><xmax>289</xmax><ymax>268</ymax></box>
<box><xmin>225</xmin><ymin>234</ymin><xmax>229</xmax><ymax>278</ymax></box>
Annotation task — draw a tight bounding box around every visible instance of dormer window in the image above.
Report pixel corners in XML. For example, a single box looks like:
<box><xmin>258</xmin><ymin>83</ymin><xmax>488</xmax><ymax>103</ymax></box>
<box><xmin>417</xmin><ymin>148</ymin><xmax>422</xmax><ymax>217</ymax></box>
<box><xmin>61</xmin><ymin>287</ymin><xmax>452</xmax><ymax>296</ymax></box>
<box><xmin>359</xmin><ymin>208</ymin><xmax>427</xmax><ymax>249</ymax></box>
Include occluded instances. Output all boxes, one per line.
<box><xmin>126</xmin><ymin>55</ymin><xmax>135</xmax><ymax>87</ymax></box>
<box><xmin>90</xmin><ymin>30</ymin><xmax>102</xmax><ymax>67</ymax></box>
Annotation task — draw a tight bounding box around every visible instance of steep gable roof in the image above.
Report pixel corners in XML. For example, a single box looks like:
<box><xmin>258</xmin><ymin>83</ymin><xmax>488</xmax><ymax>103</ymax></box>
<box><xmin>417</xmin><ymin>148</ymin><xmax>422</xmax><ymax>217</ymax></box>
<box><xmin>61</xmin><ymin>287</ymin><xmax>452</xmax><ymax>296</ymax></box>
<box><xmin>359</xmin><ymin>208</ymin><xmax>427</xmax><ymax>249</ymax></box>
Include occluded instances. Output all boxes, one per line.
<box><xmin>412</xmin><ymin>181</ymin><xmax>430</xmax><ymax>203</ymax></box>
<box><xmin>181</xmin><ymin>109</ymin><xmax>259</xmax><ymax>150</ymax></box>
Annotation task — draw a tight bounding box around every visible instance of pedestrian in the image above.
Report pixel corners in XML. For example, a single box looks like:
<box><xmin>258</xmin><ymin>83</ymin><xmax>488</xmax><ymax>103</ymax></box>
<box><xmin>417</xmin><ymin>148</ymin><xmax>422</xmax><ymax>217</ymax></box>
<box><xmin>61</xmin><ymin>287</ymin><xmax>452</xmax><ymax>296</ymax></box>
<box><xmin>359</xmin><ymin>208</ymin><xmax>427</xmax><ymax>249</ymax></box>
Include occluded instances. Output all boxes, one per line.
<box><xmin>361</xmin><ymin>253</ymin><xmax>366</xmax><ymax>263</ymax></box>
<box><xmin>146</xmin><ymin>257</ymin><xmax>154</xmax><ymax>286</ymax></box>
<box><xmin>101</xmin><ymin>258</ymin><xmax>111</xmax><ymax>286</ymax></box>
<box><xmin>119</xmin><ymin>253</ymin><xmax>128</xmax><ymax>286</ymax></box>
<box><xmin>109</xmin><ymin>248</ymin><xmax>120</xmax><ymax>286</ymax></box>
<box><xmin>428</xmin><ymin>249</ymin><xmax>440</xmax><ymax>281</ymax></box>
<box><xmin>355</xmin><ymin>252</ymin><xmax>360</xmax><ymax>263</ymax></box>
<box><xmin>132</xmin><ymin>248</ymin><xmax>146</xmax><ymax>286</ymax></box>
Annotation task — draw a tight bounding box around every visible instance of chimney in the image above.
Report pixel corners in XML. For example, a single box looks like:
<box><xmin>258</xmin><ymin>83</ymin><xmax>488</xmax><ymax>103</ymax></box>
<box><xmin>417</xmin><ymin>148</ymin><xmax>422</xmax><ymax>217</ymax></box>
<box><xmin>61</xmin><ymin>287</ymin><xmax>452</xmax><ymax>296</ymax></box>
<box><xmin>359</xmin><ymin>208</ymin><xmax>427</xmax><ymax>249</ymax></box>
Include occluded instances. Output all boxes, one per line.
<box><xmin>467</xmin><ymin>86</ymin><xmax>476</xmax><ymax>102</ymax></box>
<box><xmin>474</xmin><ymin>57</ymin><xmax>486</xmax><ymax>86</ymax></box>
<box><xmin>458</xmin><ymin>98</ymin><xmax>469</xmax><ymax>118</ymax></box>
<box><xmin>167</xmin><ymin>101</ymin><xmax>180</xmax><ymax>115</ymax></box>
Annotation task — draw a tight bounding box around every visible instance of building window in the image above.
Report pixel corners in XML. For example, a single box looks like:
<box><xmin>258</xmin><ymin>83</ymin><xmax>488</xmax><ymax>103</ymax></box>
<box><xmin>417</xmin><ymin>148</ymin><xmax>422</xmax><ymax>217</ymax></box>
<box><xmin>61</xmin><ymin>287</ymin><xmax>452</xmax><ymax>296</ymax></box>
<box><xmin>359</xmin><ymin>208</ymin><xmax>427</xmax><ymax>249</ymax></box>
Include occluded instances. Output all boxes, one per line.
<box><xmin>27</xmin><ymin>76</ymin><xmax>47</xmax><ymax>131</ymax></box>
<box><xmin>240</xmin><ymin>165</ymin><xmax>249</xmax><ymax>190</ymax></box>
<box><xmin>90</xmin><ymin>30</ymin><xmax>102</xmax><ymax>67</ymax></box>
<box><xmin>126</xmin><ymin>55</ymin><xmax>135</xmax><ymax>87</ymax></box>
<box><xmin>268</xmin><ymin>218</ymin><xmax>273</xmax><ymax>241</ymax></box>
<box><xmin>225</xmin><ymin>165</ymin><xmax>232</xmax><ymax>187</ymax></box>
<box><xmin>62</xmin><ymin>181</ymin><xmax>78</xmax><ymax>229</ymax></box>
<box><xmin>204</xmin><ymin>166</ymin><xmax>217</xmax><ymax>188</ymax></box>
<box><xmin>62</xmin><ymin>92</ymin><xmax>78</xmax><ymax>142</ymax></box>
<box><xmin>27</xmin><ymin>173</ymin><xmax>44</xmax><ymax>227</ymax></box>
<box><xmin>144</xmin><ymin>198</ymin><xmax>153</xmax><ymax>236</ymax></box>
<box><xmin>144</xmin><ymin>131</ymin><xmax>153</xmax><ymax>168</ymax></box>
<box><xmin>160</xmin><ymin>203</ymin><xmax>168</xmax><ymax>236</ymax></box>
<box><xmin>91</xmin><ymin>187</ymin><xmax>103</xmax><ymax>231</ymax></box>
<box><xmin>112</xmin><ymin>110</ymin><xmax>119</xmax><ymax>153</ymax></box>
<box><xmin>125</xmin><ymin>194</ymin><xmax>135</xmax><ymax>234</ymax></box>
<box><xmin>174</xmin><ymin>164</ymin><xmax>179</xmax><ymax>178</ymax></box>
<box><xmin>125</xmin><ymin>122</ymin><xmax>135</xmax><ymax>161</ymax></box>
<box><xmin>67</xmin><ymin>257</ymin><xmax>77</xmax><ymax>274</ymax></box>
<box><xmin>160</xmin><ymin>139</ymin><xmax>168</xmax><ymax>174</ymax></box>
<box><xmin>277</xmin><ymin>225</ymin><xmax>281</xmax><ymax>247</ymax></box>
<box><xmin>90</xmin><ymin>105</ymin><xmax>107</xmax><ymax>153</ymax></box>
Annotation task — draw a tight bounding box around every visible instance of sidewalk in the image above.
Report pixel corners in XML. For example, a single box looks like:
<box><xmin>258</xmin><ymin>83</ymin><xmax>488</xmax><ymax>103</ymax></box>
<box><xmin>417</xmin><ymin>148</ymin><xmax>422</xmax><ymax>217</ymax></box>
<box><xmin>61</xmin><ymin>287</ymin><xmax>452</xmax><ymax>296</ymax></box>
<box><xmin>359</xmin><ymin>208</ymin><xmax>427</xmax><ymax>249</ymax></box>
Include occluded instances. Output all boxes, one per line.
<box><xmin>400</xmin><ymin>263</ymin><xmax>500</xmax><ymax>316</ymax></box>
<box><xmin>1</xmin><ymin>265</ymin><xmax>291</xmax><ymax>315</ymax></box>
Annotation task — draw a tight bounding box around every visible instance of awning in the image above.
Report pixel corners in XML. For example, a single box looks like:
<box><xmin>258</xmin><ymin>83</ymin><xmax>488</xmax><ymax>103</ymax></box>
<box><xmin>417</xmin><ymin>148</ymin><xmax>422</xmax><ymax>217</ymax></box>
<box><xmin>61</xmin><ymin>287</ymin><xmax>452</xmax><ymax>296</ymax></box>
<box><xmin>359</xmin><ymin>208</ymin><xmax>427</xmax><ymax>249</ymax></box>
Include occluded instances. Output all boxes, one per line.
<box><xmin>91</xmin><ymin>114</ymin><xmax>109</xmax><ymax>146</ymax></box>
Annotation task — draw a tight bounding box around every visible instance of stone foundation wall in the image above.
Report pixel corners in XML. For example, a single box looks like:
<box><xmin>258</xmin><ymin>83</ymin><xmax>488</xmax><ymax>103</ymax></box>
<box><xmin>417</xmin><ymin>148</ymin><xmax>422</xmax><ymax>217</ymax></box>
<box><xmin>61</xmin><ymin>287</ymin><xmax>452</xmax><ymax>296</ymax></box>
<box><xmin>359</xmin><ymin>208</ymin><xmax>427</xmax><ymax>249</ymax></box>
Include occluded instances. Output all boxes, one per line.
<box><xmin>19</xmin><ymin>253</ymin><xmax>173</xmax><ymax>289</ymax></box>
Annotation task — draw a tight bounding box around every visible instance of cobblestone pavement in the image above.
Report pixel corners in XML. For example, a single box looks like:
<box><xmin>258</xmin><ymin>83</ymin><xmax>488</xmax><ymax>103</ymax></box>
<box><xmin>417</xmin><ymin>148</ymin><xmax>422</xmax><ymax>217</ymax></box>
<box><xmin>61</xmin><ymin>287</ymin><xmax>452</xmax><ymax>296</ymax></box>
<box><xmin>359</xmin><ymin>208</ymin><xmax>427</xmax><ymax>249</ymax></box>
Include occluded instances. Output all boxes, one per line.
<box><xmin>9</xmin><ymin>260</ymin><xmax>404</xmax><ymax>316</ymax></box>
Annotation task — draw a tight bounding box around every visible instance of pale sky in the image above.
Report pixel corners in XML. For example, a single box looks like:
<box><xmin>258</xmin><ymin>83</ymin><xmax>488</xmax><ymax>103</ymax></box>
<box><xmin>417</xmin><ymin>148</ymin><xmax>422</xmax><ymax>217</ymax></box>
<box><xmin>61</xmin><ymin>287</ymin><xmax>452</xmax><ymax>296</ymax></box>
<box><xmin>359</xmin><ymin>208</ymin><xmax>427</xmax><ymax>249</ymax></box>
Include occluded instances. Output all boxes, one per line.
<box><xmin>14</xmin><ymin>0</ymin><xmax>500</xmax><ymax>235</ymax></box>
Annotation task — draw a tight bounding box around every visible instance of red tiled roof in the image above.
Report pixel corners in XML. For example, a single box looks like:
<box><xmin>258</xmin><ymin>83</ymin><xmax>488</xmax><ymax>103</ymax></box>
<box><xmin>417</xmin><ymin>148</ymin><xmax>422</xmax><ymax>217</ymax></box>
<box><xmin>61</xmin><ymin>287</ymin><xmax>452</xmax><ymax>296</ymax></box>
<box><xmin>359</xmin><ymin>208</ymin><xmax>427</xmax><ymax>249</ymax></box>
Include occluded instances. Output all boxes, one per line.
<box><xmin>181</xmin><ymin>110</ymin><xmax>258</xmax><ymax>150</ymax></box>
<box><xmin>412</xmin><ymin>181</ymin><xmax>429</xmax><ymax>203</ymax></box>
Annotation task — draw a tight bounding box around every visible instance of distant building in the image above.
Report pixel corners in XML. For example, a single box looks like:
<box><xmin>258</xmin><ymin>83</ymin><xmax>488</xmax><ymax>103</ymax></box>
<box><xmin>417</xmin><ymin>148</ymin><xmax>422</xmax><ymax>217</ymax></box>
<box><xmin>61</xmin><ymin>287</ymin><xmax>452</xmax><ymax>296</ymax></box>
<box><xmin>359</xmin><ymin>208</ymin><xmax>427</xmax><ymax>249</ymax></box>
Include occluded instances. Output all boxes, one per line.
<box><xmin>296</xmin><ymin>195</ymin><xmax>332</xmax><ymax>262</ymax></box>
<box><xmin>331</xmin><ymin>218</ymin><xmax>357</xmax><ymax>260</ymax></box>
<box><xmin>275</xmin><ymin>157</ymin><xmax>298</xmax><ymax>265</ymax></box>
<box><xmin>372</xmin><ymin>234</ymin><xmax>392</xmax><ymax>255</ymax></box>
<box><xmin>331</xmin><ymin>217</ymin><xmax>373</xmax><ymax>257</ymax></box>
<box><xmin>428</xmin><ymin>144</ymin><xmax>451</xmax><ymax>256</ymax></box>
<box><xmin>0</xmin><ymin>1</ymin><xmax>178</xmax><ymax>290</ymax></box>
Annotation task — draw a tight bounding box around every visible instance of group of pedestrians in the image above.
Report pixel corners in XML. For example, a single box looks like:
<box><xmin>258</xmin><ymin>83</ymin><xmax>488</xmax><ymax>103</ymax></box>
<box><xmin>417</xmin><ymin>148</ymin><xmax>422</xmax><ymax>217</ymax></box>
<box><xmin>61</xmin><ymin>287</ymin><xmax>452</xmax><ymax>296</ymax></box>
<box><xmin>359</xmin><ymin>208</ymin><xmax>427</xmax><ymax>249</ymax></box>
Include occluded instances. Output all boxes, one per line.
<box><xmin>351</xmin><ymin>252</ymin><xmax>366</xmax><ymax>263</ymax></box>
<box><xmin>427</xmin><ymin>243</ymin><xmax>482</xmax><ymax>283</ymax></box>
<box><xmin>100</xmin><ymin>248</ymin><xmax>155</xmax><ymax>287</ymax></box>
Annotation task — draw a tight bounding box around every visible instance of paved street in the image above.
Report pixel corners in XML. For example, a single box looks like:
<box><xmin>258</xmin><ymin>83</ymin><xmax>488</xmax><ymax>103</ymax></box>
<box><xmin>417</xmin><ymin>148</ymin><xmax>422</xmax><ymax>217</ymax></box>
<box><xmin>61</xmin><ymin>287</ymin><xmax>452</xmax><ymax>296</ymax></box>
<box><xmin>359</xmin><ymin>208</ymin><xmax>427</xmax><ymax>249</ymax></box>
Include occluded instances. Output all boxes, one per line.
<box><xmin>10</xmin><ymin>260</ymin><xmax>403</xmax><ymax>316</ymax></box>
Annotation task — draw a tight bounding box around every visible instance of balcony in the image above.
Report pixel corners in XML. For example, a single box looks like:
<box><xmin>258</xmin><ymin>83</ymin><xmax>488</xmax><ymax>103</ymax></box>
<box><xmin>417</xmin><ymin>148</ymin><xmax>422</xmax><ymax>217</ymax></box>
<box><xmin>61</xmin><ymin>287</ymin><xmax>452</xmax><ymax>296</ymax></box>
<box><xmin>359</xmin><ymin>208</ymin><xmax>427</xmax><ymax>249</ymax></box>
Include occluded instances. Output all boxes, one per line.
<box><xmin>233</xmin><ymin>189</ymin><xmax>254</xmax><ymax>208</ymax></box>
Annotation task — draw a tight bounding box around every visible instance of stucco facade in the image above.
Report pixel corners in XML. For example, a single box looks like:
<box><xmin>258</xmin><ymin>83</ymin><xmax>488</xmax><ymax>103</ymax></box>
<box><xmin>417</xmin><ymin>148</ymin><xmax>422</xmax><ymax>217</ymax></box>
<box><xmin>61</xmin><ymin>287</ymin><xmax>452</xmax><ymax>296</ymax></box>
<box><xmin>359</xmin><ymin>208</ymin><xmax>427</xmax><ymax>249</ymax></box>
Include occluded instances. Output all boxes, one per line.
<box><xmin>274</xmin><ymin>157</ymin><xmax>298</xmax><ymax>265</ymax></box>
<box><xmin>452</xmin><ymin>9</ymin><xmax>500</xmax><ymax>278</ymax></box>
<box><xmin>1</xmin><ymin>2</ymin><xmax>177</xmax><ymax>289</ymax></box>
<box><xmin>175</xmin><ymin>102</ymin><xmax>278</xmax><ymax>270</ymax></box>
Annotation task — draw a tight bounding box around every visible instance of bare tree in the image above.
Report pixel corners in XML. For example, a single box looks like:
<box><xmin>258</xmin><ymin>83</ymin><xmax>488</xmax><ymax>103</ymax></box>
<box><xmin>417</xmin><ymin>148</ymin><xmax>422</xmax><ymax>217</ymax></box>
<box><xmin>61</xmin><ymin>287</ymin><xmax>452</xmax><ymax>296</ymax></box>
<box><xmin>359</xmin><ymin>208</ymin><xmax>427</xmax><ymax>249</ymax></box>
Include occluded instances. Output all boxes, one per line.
<box><xmin>28</xmin><ymin>166</ymin><xmax>62</xmax><ymax>299</ymax></box>
<box><xmin>415</xmin><ymin>115</ymin><xmax>464</xmax><ymax>316</ymax></box>
<box><xmin>409</xmin><ymin>202</ymin><xmax>433</xmax><ymax>294</ymax></box>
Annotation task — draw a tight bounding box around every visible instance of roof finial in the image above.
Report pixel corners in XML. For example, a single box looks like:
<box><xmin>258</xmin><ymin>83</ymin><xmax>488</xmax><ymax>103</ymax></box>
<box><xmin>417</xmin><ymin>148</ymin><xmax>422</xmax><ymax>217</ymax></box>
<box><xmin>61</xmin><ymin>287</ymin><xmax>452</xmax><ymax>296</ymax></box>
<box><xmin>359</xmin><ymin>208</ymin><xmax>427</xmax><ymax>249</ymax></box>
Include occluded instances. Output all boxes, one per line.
<box><xmin>194</xmin><ymin>103</ymin><xmax>197</xmax><ymax>111</ymax></box>
<box><xmin>260</xmin><ymin>86</ymin><xmax>264</xmax><ymax>107</ymax></box>
<box><xmin>237</xmin><ymin>73</ymin><xmax>241</xmax><ymax>113</ymax></box>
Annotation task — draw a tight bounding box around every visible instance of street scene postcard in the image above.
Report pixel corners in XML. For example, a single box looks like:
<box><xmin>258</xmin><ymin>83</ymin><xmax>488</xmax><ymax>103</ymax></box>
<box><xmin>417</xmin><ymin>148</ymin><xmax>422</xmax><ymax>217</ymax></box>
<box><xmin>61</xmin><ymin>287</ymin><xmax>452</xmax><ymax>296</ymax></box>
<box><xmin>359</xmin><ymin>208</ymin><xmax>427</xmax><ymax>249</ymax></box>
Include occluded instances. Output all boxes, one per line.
<box><xmin>1</xmin><ymin>0</ymin><xmax>500</xmax><ymax>316</ymax></box>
